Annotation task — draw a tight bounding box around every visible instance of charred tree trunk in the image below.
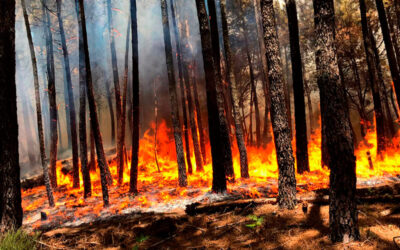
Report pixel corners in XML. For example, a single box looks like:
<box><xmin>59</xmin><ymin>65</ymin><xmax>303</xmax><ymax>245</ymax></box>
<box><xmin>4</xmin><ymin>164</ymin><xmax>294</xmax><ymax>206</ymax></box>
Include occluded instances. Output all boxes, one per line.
<box><xmin>248</xmin><ymin>53</ymin><xmax>261</xmax><ymax>147</ymax></box>
<box><xmin>0</xmin><ymin>0</ymin><xmax>23</xmax><ymax>230</ymax></box>
<box><xmin>107</xmin><ymin>0</ymin><xmax>123</xmax><ymax>159</ymax></box>
<box><xmin>313</xmin><ymin>0</ymin><xmax>360</xmax><ymax>242</ymax></box>
<box><xmin>240</xmin><ymin>5</ymin><xmax>261</xmax><ymax>148</ymax></box>
<box><xmin>283</xmin><ymin>45</ymin><xmax>293</xmax><ymax>139</ymax></box>
<box><xmin>359</xmin><ymin>0</ymin><xmax>386</xmax><ymax>155</ymax></box>
<box><xmin>160</xmin><ymin>0</ymin><xmax>188</xmax><ymax>187</ymax></box>
<box><xmin>75</xmin><ymin>0</ymin><xmax>91</xmax><ymax>198</ymax></box>
<box><xmin>254</xmin><ymin>0</ymin><xmax>272</xmax><ymax>146</ymax></box>
<box><xmin>170</xmin><ymin>2</ymin><xmax>193</xmax><ymax>174</ymax></box>
<box><xmin>369</xmin><ymin>24</ymin><xmax>396</xmax><ymax>140</ymax></box>
<box><xmin>117</xmin><ymin>18</ymin><xmax>131</xmax><ymax>185</ymax></box>
<box><xmin>79</xmin><ymin>0</ymin><xmax>110</xmax><ymax>206</ymax></box>
<box><xmin>181</xmin><ymin>20</ymin><xmax>204</xmax><ymax>172</ymax></box>
<box><xmin>208</xmin><ymin>0</ymin><xmax>235</xmax><ymax>180</ymax></box>
<box><xmin>249</xmin><ymin>90</ymin><xmax>254</xmax><ymax>144</ymax></box>
<box><xmin>130</xmin><ymin>0</ymin><xmax>140</xmax><ymax>194</ymax></box>
<box><xmin>261</xmin><ymin>0</ymin><xmax>297</xmax><ymax>209</ymax></box>
<box><xmin>191</xmin><ymin>62</ymin><xmax>207</xmax><ymax>165</ymax></box>
<box><xmin>21</xmin><ymin>0</ymin><xmax>54</xmax><ymax>207</ymax></box>
<box><xmin>220</xmin><ymin>0</ymin><xmax>249</xmax><ymax>178</ymax></box>
<box><xmin>195</xmin><ymin>0</ymin><xmax>229</xmax><ymax>192</ymax></box>
<box><xmin>44</xmin><ymin>3</ymin><xmax>59</xmax><ymax>189</ymax></box>
<box><xmin>57</xmin><ymin>0</ymin><xmax>80</xmax><ymax>188</ymax></box>
<box><xmin>90</xmin><ymin>128</ymin><xmax>96</xmax><ymax>171</ymax></box>
<box><xmin>375</xmin><ymin>0</ymin><xmax>400</xmax><ymax>109</ymax></box>
<box><xmin>285</xmin><ymin>0</ymin><xmax>309</xmax><ymax>174</ymax></box>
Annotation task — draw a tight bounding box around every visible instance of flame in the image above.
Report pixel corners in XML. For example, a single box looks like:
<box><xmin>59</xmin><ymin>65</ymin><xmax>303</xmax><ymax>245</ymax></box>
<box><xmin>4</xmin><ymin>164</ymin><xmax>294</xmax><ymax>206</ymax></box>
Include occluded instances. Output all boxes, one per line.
<box><xmin>21</xmin><ymin>118</ymin><xmax>400</xmax><ymax>226</ymax></box>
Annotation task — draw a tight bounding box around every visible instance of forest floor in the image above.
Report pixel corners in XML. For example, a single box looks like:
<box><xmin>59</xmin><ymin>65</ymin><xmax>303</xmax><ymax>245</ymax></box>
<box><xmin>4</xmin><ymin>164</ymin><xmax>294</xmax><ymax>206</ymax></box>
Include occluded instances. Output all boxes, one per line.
<box><xmin>34</xmin><ymin>199</ymin><xmax>400</xmax><ymax>249</ymax></box>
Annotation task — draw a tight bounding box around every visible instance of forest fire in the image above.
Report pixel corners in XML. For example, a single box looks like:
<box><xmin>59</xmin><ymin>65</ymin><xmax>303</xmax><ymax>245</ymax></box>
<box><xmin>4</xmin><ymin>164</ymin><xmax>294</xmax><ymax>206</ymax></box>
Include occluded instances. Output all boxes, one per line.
<box><xmin>1</xmin><ymin>0</ymin><xmax>400</xmax><ymax>247</ymax></box>
<box><xmin>21</xmin><ymin>120</ymin><xmax>400</xmax><ymax>229</ymax></box>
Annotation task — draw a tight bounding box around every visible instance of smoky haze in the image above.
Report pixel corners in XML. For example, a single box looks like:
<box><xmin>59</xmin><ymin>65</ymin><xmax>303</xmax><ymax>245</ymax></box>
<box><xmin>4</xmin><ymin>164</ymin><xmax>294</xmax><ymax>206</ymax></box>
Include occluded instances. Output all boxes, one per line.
<box><xmin>16</xmin><ymin>0</ymin><xmax>207</xmax><ymax>179</ymax></box>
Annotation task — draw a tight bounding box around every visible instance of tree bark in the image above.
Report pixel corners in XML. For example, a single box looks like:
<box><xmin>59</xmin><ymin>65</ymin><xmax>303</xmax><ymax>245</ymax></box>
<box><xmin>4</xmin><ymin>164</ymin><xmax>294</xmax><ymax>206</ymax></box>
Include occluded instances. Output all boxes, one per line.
<box><xmin>160</xmin><ymin>0</ymin><xmax>188</xmax><ymax>187</ymax></box>
<box><xmin>44</xmin><ymin>2</ymin><xmax>59</xmax><ymax>189</ymax></box>
<box><xmin>57</xmin><ymin>0</ymin><xmax>80</xmax><ymax>189</ymax></box>
<box><xmin>261</xmin><ymin>0</ymin><xmax>297</xmax><ymax>209</ymax></box>
<box><xmin>239</xmin><ymin>5</ymin><xmax>261</xmax><ymax>148</ymax></box>
<box><xmin>117</xmin><ymin>17</ymin><xmax>131</xmax><ymax>185</ymax></box>
<box><xmin>0</xmin><ymin>0</ymin><xmax>23</xmax><ymax>230</ymax></box>
<box><xmin>220</xmin><ymin>0</ymin><xmax>249</xmax><ymax>178</ymax></box>
<box><xmin>130</xmin><ymin>0</ymin><xmax>140</xmax><ymax>194</ymax></box>
<box><xmin>75</xmin><ymin>0</ymin><xmax>91</xmax><ymax>198</ymax></box>
<box><xmin>208</xmin><ymin>0</ymin><xmax>235</xmax><ymax>180</ymax></box>
<box><xmin>181</xmin><ymin>19</ymin><xmax>204</xmax><ymax>172</ymax></box>
<box><xmin>283</xmin><ymin>45</ymin><xmax>293</xmax><ymax>139</ymax></box>
<box><xmin>191</xmin><ymin>62</ymin><xmax>207</xmax><ymax>165</ymax></box>
<box><xmin>107</xmin><ymin>0</ymin><xmax>123</xmax><ymax>163</ymax></box>
<box><xmin>369</xmin><ymin>24</ymin><xmax>396</xmax><ymax>140</ymax></box>
<box><xmin>375</xmin><ymin>0</ymin><xmax>400</xmax><ymax>109</ymax></box>
<box><xmin>170</xmin><ymin>1</ymin><xmax>193</xmax><ymax>174</ymax></box>
<box><xmin>285</xmin><ymin>0</ymin><xmax>309</xmax><ymax>174</ymax></box>
<box><xmin>359</xmin><ymin>0</ymin><xmax>386</xmax><ymax>155</ymax></box>
<box><xmin>79</xmin><ymin>0</ymin><xmax>110</xmax><ymax>206</ymax></box>
<box><xmin>195</xmin><ymin>0</ymin><xmax>229</xmax><ymax>192</ymax></box>
<box><xmin>21</xmin><ymin>0</ymin><xmax>54</xmax><ymax>207</ymax></box>
<box><xmin>313</xmin><ymin>0</ymin><xmax>360</xmax><ymax>242</ymax></box>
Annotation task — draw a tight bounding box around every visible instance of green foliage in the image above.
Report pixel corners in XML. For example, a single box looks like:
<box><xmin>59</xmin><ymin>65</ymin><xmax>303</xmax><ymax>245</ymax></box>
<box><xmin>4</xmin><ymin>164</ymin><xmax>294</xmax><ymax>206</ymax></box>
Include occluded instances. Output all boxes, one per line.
<box><xmin>0</xmin><ymin>229</ymin><xmax>37</xmax><ymax>250</ymax></box>
<box><xmin>245</xmin><ymin>214</ymin><xmax>264</xmax><ymax>229</ymax></box>
<box><xmin>132</xmin><ymin>234</ymin><xmax>149</xmax><ymax>250</ymax></box>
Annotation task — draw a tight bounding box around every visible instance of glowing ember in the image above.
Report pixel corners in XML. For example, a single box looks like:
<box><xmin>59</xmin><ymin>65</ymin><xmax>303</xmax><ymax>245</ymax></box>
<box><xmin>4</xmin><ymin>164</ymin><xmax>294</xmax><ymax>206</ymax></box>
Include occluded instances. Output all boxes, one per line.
<box><xmin>21</xmin><ymin>120</ymin><xmax>400</xmax><ymax>228</ymax></box>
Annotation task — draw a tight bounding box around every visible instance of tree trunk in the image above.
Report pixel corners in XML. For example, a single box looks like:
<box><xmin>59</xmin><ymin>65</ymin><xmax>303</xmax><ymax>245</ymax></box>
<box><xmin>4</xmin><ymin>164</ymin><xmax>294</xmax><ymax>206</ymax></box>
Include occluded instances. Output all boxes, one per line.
<box><xmin>75</xmin><ymin>0</ymin><xmax>91</xmax><ymax>198</ymax></box>
<box><xmin>313</xmin><ymin>0</ymin><xmax>360</xmax><ymax>242</ymax></box>
<box><xmin>107</xmin><ymin>0</ymin><xmax>122</xmax><ymax>156</ymax></box>
<box><xmin>208</xmin><ymin>0</ymin><xmax>235</xmax><ymax>180</ymax></box>
<box><xmin>387</xmin><ymin>6</ymin><xmax>400</xmax><ymax>70</ymax></box>
<box><xmin>117</xmin><ymin>17</ymin><xmax>131</xmax><ymax>185</ymax></box>
<box><xmin>44</xmin><ymin>2</ymin><xmax>59</xmax><ymax>189</ymax></box>
<box><xmin>285</xmin><ymin>0</ymin><xmax>309</xmax><ymax>174</ymax></box>
<box><xmin>261</xmin><ymin>0</ymin><xmax>297</xmax><ymax>209</ymax></box>
<box><xmin>220</xmin><ymin>0</ymin><xmax>249</xmax><ymax>178</ymax></box>
<box><xmin>0</xmin><ymin>0</ymin><xmax>23</xmax><ymax>230</ymax></box>
<box><xmin>79</xmin><ymin>0</ymin><xmax>110</xmax><ymax>206</ymax></box>
<box><xmin>191</xmin><ymin>62</ymin><xmax>207</xmax><ymax>165</ymax></box>
<box><xmin>160</xmin><ymin>0</ymin><xmax>188</xmax><ymax>187</ymax></box>
<box><xmin>239</xmin><ymin>5</ymin><xmax>261</xmax><ymax>148</ymax></box>
<box><xmin>283</xmin><ymin>45</ymin><xmax>293</xmax><ymax>139</ymax></box>
<box><xmin>90</xmin><ymin>128</ymin><xmax>96</xmax><ymax>171</ymax></box>
<box><xmin>130</xmin><ymin>0</ymin><xmax>140</xmax><ymax>194</ymax></box>
<box><xmin>170</xmin><ymin>1</ymin><xmax>193</xmax><ymax>174</ymax></box>
<box><xmin>21</xmin><ymin>0</ymin><xmax>54</xmax><ymax>207</ymax></box>
<box><xmin>254</xmin><ymin>0</ymin><xmax>272</xmax><ymax>146</ymax></box>
<box><xmin>369</xmin><ymin>24</ymin><xmax>396</xmax><ymax>140</ymax></box>
<box><xmin>195</xmin><ymin>0</ymin><xmax>229</xmax><ymax>192</ymax></box>
<box><xmin>181</xmin><ymin>19</ymin><xmax>204</xmax><ymax>172</ymax></box>
<box><xmin>359</xmin><ymin>0</ymin><xmax>386</xmax><ymax>155</ymax></box>
<box><xmin>375</xmin><ymin>0</ymin><xmax>400</xmax><ymax>109</ymax></box>
<box><xmin>57</xmin><ymin>0</ymin><xmax>80</xmax><ymax>189</ymax></box>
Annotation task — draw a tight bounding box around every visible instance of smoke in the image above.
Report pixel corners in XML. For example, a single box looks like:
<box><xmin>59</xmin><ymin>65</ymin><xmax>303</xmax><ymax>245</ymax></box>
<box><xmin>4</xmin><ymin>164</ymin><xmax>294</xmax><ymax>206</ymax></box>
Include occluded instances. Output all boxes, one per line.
<box><xmin>15</xmin><ymin>0</ymin><xmax>206</xmax><ymax>177</ymax></box>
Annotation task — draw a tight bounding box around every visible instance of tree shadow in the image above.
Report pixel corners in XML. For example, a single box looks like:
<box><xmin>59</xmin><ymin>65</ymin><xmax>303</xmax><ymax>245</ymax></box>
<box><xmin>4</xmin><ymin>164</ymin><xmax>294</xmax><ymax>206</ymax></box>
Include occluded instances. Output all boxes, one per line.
<box><xmin>305</xmin><ymin>193</ymin><xmax>329</xmax><ymax>235</ymax></box>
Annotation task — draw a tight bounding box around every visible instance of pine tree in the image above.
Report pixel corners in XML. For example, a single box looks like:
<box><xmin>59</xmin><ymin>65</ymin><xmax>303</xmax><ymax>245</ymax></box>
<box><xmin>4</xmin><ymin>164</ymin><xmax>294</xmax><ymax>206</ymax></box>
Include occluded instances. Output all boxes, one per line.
<box><xmin>313</xmin><ymin>0</ymin><xmax>360</xmax><ymax>242</ymax></box>
<box><xmin>0</xmin><ymin>0</ymin><xmax>23</xmax><ymax>231</ymax></box>
<box><xmin>261</xmin><ymin>0</ymin><xmax>297</xmax><ymax>209</ymax></box>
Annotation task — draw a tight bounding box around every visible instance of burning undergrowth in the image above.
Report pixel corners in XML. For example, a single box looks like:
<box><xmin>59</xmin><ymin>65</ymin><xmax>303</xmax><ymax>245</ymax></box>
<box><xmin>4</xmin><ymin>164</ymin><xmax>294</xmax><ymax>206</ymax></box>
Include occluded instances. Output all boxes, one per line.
<box><xmin>21</xmin><ymin>120</ymin><xmax>400</xmax><ymax>230</ymax></box>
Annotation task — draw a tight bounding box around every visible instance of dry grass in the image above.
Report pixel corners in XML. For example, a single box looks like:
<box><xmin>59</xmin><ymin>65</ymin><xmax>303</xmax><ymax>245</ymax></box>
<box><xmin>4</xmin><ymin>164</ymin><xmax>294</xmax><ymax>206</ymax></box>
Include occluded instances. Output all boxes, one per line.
<box><xmin>37</xmin><ymin>202</ymin><xmax>400</xmax><ymax>249</ymax></box>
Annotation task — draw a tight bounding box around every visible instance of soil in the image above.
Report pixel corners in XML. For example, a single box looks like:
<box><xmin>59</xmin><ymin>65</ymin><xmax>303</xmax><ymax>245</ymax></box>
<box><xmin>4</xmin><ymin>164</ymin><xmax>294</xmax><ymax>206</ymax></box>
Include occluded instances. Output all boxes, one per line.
<box><xmin>36</xmin><ymin>201</ymin><xmax>400</xmax><ymax>249</ymax></box>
